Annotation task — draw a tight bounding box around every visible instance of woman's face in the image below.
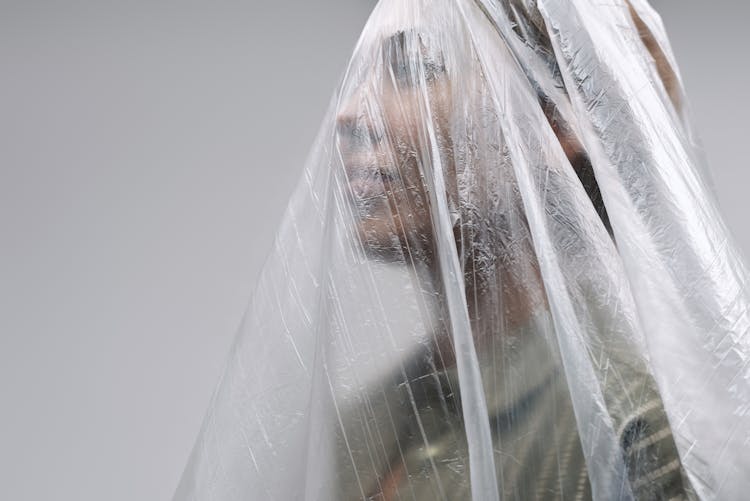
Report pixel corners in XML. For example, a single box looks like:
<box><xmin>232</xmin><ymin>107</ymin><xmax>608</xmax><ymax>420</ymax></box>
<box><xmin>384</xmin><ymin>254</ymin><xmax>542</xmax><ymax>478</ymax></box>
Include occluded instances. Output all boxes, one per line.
<box><xmin>334</xmin><ymin>33</ymin><xmax>452</xmax><ymax>262</ymax></box>
<box><xmin>334</xmin><ymin>4</ymin><xmax>683</xmax><ymax>262</ymax></box>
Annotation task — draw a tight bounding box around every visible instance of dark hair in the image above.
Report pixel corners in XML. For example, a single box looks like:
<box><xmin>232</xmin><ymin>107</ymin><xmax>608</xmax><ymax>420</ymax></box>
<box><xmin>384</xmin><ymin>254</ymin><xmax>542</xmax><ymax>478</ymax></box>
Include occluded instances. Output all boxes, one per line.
<box><xmin>382</xmin><ymin>29</ymin><xmax>447</xmax><ymax>86</ymax></box>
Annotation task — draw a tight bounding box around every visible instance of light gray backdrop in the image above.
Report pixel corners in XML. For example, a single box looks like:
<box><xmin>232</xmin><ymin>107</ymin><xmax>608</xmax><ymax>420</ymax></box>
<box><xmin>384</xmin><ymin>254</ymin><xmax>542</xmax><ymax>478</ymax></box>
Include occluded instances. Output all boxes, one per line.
<box><xmin>0</xmin><ymin>1</ymin><xmax>746</xmax><ymax>500</ymax></box>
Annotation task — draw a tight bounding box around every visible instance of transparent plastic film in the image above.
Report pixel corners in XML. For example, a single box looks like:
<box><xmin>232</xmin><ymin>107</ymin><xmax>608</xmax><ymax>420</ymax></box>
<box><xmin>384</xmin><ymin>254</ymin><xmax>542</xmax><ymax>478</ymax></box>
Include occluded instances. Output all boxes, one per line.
<box><xmin>174</xmin><ymin>0</ymin><xmax>749</xmax><ymax>499</ymax></box>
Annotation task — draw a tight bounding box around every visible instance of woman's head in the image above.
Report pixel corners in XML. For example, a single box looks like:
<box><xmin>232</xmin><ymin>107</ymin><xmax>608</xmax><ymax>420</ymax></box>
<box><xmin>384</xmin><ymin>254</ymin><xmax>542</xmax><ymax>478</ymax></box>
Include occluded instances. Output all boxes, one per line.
<box><xmin>334</xmin><ymin>26</ymin><xmax>551</xmax><ymax>332</ymax></box>
<box><xmin>336</xmin><ymin>34</ymin><xmax>577</xmax><ymax>231</ymax></box>
<box><xmin>335</xmin><ymin>29</ymin><xmax>453</xmax><ymax>266</ymax></box>
<box><xmin>334</xmin><ymin>1</ymin><xmax>682</xmax><ymax>330</ymax></box>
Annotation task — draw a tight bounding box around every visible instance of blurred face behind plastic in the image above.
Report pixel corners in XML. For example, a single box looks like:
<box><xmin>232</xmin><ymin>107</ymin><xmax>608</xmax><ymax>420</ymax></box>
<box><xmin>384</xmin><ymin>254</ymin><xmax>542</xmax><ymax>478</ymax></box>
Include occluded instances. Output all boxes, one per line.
<box><xmin>334</xmin><ymin>30</ymin><xmax>597</xmax><ymax>269</ymax></box>
<box><xmin>335</xmin><ymin>31</ymin><xmax>452</xmax><ymax>266</ymax></box>
<box><xmin>334</xmin><ymin>29</ymin><xmax>560</xmax><ymax>346</ymax></box>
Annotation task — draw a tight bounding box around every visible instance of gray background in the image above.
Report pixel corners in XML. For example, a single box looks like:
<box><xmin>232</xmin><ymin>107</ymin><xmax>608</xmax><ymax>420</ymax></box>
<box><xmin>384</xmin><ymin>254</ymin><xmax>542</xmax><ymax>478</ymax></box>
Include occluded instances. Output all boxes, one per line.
<box><xmin>0</xmin><ymin>1</ymin><xmax>746</xmax><ymax>500</ymax></box>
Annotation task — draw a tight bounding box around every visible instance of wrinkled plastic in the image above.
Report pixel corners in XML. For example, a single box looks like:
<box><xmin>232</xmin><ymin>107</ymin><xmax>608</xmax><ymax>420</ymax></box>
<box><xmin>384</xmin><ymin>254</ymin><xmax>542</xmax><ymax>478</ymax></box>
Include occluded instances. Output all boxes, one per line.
<box><xmin>174</xmin><ymin>0</ymin><xmax>750</xmax><ymax>499</ymax></box>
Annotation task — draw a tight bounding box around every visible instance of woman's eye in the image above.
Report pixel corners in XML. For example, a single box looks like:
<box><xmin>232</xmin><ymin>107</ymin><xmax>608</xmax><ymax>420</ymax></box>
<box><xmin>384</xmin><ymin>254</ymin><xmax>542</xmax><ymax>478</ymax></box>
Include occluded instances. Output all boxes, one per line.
<box><xmin>350</xmin><ymin>126</ymin><xmax>384</xmax><ymax>146</ymax></box>
<box><xmin>378</xmin><ymin>169</ymin><xmax>399</xmax><ymax>183</ymax></box>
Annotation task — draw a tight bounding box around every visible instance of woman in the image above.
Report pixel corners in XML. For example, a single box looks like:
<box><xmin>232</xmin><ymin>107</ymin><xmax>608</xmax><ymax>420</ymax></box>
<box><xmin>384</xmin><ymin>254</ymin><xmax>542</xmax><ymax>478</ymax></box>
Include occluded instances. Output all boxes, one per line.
<box><xmin>175</xmin><ymin>1</ymin><xmax>749</xmax><ymax>499</ymax></box>
<box><xmin>331</xmin><ymin>3</ymin><xmax>693</xmax><ymax>498</ymax></box>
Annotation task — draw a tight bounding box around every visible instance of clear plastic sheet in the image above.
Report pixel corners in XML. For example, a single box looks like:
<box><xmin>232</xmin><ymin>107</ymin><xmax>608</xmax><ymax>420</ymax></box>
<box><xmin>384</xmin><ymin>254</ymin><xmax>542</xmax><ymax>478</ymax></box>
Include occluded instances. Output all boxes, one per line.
<box><xmin>174</xmin><ymin>1</ymin><xmax>750</xmax><ymax>499</ymax></box>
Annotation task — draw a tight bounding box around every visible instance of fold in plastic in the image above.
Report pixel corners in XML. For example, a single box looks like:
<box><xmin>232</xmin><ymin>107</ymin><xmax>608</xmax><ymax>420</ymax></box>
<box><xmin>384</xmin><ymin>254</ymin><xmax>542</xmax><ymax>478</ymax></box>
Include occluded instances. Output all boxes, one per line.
<box><xmin>174</xmin><ymin>1</ymin><xmax>750</xmax><ymax>499</ymax></box>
